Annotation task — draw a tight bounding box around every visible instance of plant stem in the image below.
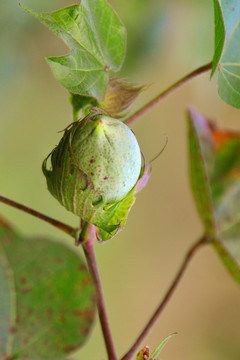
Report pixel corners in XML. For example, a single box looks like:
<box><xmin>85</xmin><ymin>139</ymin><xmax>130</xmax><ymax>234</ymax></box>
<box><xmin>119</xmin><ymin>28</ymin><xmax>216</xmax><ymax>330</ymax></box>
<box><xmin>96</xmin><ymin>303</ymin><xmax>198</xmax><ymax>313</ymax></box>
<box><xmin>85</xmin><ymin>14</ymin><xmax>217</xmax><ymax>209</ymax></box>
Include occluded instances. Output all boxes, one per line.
<box><xmin>81</xmin><ymin>223</ymin><xmax>118</xmax><ymax>360</ymax></box>
<box><xmin>121</xmin><ymin>235</ymin><xmax>209</xmax><ymax>360</ymax></box>
<box><xmin>0</xmin><ymin>195</ymin><xmax>76</xmax><ymax>237</ymax></box>
<box><xmin>125</xmin><ymin>62</ymin><xmax>212</xmax><ymax>126</ymax></box>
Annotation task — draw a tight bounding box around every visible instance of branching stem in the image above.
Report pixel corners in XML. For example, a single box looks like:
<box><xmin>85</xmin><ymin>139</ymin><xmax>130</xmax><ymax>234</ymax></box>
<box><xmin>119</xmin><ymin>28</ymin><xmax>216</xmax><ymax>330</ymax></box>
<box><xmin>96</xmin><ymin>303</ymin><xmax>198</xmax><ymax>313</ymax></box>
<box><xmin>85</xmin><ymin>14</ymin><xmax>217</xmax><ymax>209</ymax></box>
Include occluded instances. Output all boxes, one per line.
<box><xmin>0</xmin><ymin>195</ymin><xmax>76</xmax><ymax>237</ymax></box>
<box><xmin>125</xmin><ymin>62</ymin><xmax>212</xmax><ymax>126</ymax></box>
<box><xmin>81</xmin><ymin>222</ymin><xmax>118</xmax><ymax>360</ymax></box>
<box><xmin>121</xmin><ymin>235</ymin><xmax>209</xmax><ymax>360</ymax></box>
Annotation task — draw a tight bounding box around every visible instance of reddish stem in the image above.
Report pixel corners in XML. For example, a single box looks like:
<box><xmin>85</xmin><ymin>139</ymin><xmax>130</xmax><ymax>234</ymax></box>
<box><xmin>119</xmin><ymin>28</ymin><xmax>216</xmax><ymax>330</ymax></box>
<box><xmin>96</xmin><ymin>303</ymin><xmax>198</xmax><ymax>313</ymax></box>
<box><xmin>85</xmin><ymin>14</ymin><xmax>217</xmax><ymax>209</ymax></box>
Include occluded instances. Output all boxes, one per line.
<box><xmin>125</xmin><ymin>62</ymin><xmax>212</xmax><ymax>126</ymax></box>
<box><xmin>0</xmin><ymin>195</ymin><xmax>76</xmax><ymax>237</ymax></box>
<box><xmin>81</xmin><ymin>223</ymin><xmax>118</xmax><ymax>360</ymax></box>
<box><xmin>121</xmin><ymin>236</ymin><xmax>209</xmax><ymax>360</ymax></box>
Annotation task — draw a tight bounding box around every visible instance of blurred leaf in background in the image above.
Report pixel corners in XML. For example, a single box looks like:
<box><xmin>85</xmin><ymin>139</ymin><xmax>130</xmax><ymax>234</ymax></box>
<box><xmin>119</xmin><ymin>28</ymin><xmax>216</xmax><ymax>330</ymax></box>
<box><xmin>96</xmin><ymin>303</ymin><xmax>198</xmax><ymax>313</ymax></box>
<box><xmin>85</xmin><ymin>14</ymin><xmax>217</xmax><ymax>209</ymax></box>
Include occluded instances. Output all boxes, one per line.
<box><xmin>188</xmin><ymin>107</ymin><xmax>240</xmax><ymax>285</ymax></box>
<box><xmin>0</xmin><ymin>217</ymin><xmax>95</xmax><ymax>359</ymax></box>
<box><xmin>0</xmin><ymin>1</ymin><xmax>61</xmax><ymax>87</ymax></box>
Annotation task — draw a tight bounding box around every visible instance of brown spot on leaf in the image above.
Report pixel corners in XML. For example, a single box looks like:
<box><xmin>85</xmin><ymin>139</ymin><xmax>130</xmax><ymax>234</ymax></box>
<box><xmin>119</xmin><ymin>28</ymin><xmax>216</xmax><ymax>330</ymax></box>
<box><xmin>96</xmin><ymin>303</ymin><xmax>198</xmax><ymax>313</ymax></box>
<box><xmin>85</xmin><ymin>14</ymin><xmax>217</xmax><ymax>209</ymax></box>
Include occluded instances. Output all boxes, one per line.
<box><xmin>23</xmin><ymin>338</ymin><xmax>29</xmax><ymax>345</ymax></box>
<box><xmin>20</xmin><ymin>276</ymin><xmax>27</xmax><ymax>285</ymax></box>
<box><xmin>72</xmin><ymin>308</ymin><xmax>94</xmax><ymax>320</ymax></box>
<box><xmin>104</xmin><ymin>176</ymin><xmax>108</xmax><ymax>180</ymax></box>
<box><xmin>9</xmin><ymin>327</ymin><xmax>17</xmax><ymax>334</ymax></box>
<box><xmin>79</xmin><ymin>327</ymin><xmax>89</xmax><ymax>337</ymax></box>
<box><xmin>2</xmin><ymin>235</ymin><xmax>13</xmax><ymax>245</ymax></box>
<box><xmin>60</xmin><ymin>310</ymin><xmax>66</xmax><ymax>323</ymax></box>
<box><xmin>56</xmin><ymin>257</ymin><xmax>64</xmax><ymax>264</ymax></box>
<box><xmin>63</xmin><ymin>344</ymin><xmax>79</xmax><ymax>353</ymax></box>
<box><xmin>78</xmin><ymin>264</ymin><xmax>86</xmax><ymax>272</ymax></box>
<box><xmin>46</xmin><ymin>308</ymin><xmax>53</xmax><ymax>318</ymax></box>
<box><xmin>21</xmin><ymin>288</ymin><xmax>32</xmax><ymax>295</ymax></box>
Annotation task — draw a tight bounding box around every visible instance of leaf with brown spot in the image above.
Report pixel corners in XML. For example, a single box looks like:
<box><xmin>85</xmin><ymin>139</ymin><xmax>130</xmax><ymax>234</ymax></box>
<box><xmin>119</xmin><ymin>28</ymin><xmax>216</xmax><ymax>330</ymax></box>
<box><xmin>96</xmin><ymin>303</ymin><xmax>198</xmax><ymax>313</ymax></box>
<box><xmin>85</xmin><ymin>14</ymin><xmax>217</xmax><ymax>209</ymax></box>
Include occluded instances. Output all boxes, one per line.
<box><xmin>0</xmin><ymin>217</ymin><xmax>95</xmax><ymax>359</ymax></box>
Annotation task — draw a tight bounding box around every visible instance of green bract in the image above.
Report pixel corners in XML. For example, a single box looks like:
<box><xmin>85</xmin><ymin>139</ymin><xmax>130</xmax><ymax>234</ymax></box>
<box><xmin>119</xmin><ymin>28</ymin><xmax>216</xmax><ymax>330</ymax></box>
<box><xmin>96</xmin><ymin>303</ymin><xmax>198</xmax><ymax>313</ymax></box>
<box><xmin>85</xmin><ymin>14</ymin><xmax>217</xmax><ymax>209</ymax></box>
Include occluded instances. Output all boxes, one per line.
<box><xmin>43</xmin><ymin>109</ymin><xmax>142</xmax><ymax>241</ymax></box>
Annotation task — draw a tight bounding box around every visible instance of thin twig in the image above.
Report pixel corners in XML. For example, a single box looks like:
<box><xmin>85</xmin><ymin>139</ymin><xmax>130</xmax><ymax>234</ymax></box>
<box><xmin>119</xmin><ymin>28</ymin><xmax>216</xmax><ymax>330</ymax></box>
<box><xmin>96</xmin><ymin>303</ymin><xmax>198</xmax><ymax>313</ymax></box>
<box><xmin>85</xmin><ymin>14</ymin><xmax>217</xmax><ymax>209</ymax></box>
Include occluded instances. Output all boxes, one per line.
<box><xmin>0</xmin><ymin>195</ymin><xmax>76</xmax><ymax>237</ymax></box>
<box><xmin>121</xmin><ymin>235</ymin><xmax>209</xmax><ymax>360</ymax></box>
<box><xmin>125</xmin><ymin>62</ymin><xmax>212</xmax><ymax>126</ymax></box>
<box><xmin>81</xmin><ymin>222</ymin><xmax>118</xmax><ymax>360</ymax></box>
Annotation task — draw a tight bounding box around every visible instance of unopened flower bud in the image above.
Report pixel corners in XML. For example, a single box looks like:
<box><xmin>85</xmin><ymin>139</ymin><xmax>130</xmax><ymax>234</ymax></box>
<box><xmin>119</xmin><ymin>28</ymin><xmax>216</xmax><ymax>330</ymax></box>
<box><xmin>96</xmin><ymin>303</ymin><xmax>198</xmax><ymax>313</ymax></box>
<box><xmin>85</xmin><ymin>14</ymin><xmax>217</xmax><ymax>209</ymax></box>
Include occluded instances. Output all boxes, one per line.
<box><xmin>43</xmin><ymin>110</ymin><xmax>142</xmax><ymax>227</ymax></box>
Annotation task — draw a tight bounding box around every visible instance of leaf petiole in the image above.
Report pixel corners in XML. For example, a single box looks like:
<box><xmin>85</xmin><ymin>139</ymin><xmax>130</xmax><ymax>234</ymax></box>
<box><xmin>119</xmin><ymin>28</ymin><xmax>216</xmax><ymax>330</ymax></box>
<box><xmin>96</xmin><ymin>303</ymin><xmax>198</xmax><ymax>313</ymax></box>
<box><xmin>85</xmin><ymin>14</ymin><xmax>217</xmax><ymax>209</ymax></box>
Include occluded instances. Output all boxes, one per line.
<box><xmin>0</xmin><ymin>195</ymin><xmax>77</xmax><ymax>238</ymax></box>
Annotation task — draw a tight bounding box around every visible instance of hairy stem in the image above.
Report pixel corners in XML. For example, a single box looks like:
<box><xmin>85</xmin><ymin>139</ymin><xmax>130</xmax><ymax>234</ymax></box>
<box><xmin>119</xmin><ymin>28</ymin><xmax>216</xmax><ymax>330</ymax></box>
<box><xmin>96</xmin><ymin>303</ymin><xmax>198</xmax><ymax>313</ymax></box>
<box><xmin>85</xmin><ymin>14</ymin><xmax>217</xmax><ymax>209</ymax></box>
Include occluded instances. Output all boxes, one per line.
<box><xmin>81</xmin><ymin>222</ymin><xmax>118</xmax><ymax>360</ymax></box>
<box><xmin>0</xmin><ymin>195</ymin><xmax>76</xmax><ymax>237</ymax></box>
<box><xmin>121</xmin><ymin>235</ymin><xmax>209</xmax><ymax>360</ymax></box>
<box><xmin>125</xmin><ymin>62</ymin><xmax>212</xmax><ymax>126</ymax></box>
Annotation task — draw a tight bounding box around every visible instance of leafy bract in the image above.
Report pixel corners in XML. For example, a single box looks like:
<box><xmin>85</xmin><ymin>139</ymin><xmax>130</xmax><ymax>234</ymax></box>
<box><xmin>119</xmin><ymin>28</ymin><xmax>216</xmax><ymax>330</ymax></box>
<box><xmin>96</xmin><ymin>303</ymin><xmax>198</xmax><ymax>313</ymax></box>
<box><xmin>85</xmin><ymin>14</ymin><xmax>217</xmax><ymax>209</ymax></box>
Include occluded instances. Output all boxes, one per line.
<box><xmin>22</xmin><ymin>0</ymin><xmax>126</xmax><ymax>102</ymax></box>
<box><xmin>70</xmin><ymin>93</ymin><xmax>98</xmax><ymax>121</ymax></box>
<box><xmin>150</xmin><ymin>333</ymin><xmax>176</xmax><ymax>359</ymax></box>
<box><xmin>0</xmin><ymin>217</ymin><xmax>95</xmax><ymax>359</ymax></box>
<box><xmin>188</xmin><ymin>107</ymin><xmax>240</xmax><ymax>284</ymax></box>
<box><xmin>101</xmin><ymin>78</ymin><xmax>147</xmax><ymax>118</ymax></box>
<box><xmin>136</xmin><ymin>334</ymin><xmax>175</xmax><ymax>360</ymax></box>
<box><xmin>212</xmin><ymin>1</ymin><xmax>240</xmax><ymax>108</ymax></box>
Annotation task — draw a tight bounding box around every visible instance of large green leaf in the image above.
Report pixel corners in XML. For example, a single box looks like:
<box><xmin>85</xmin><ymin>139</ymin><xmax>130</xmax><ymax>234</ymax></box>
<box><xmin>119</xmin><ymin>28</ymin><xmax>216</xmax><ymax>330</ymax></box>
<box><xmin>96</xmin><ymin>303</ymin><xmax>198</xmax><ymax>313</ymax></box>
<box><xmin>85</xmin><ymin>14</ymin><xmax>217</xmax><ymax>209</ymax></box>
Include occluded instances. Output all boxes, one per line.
<box><xmin>0</xmin><ymin>217</ymin><xmax>95</xmax><ymax>359</ymax></box>
<box><xmin>212</xmin><ymin>1</ymin><xmax>240</xmax><ymax>108</ymax></box>
<box><xmin>188</xmin><ymin>107</ymin><xmax>240</xmax><ymax>285</ymax></box>
<box><xmin>22</xmin><ymin>0</ymin><xmax>126</xmax><ymax>102</ymax></box>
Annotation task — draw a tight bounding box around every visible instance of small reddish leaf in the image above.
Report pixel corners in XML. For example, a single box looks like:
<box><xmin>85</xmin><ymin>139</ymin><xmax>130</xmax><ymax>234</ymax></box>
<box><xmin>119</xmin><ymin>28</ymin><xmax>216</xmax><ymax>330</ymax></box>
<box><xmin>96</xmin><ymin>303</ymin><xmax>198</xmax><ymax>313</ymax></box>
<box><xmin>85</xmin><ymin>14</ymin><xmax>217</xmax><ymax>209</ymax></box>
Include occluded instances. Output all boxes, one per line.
<box><xmin>136</xmin><ymin>346</ymin><xmax>150</xmax><ymax>360</ymax></box>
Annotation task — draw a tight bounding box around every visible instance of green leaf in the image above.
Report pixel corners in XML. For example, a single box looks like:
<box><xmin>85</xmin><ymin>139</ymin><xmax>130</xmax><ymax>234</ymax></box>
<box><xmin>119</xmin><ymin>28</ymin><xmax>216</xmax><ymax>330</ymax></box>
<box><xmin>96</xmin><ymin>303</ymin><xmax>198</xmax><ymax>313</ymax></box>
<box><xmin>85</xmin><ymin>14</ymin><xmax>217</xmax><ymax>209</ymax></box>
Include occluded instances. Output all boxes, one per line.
<box><xmin>150</xmin><ymin>333</ymin><xmax>176</xmax><ymax>359</ymax></box>
<box><xmin>187</xmin><ymin>108</ymin><xmax>216</xmax><ymax>237</ymax></box>
<box><xmin>212</xmin><ymin>1</ymin><xmax>240</xmax><ymax>108</ymax></box>
<box><xmin>0</xmin><ymin>218</ymin><xmax>95</xmax><ymax>359</ymax></box>
<box><xmin>69</xmin><ymin>94</ymin><xmax>98</xmax><ymax>121</ymax></box>
<box><xmin>95</xmin><ymin>186</ymin><xmax>136</xmax><ymax>241</ymax></box>
<box><xmin>211</xmin><ymin>0</ymin><xmax>225</xmax><ymax>77</ymax></box>
<box><xmin>94</xmin><ymin>162</ymin><xmax>151</xmax><ymax>242</ymax></box>
<box><xmin>214</xmin><ymin>231</ymin><xmax>240</xmax><ymax>284</ymax></box>
<box><xmin>22</xmin><ymin>0</ymin><xmax>126</xmax><ymax>102</ymax></box>
<box><xmin>188</xmin><ymin>107</ymin><xmax>240</xmax><ymax>285</ymax></box>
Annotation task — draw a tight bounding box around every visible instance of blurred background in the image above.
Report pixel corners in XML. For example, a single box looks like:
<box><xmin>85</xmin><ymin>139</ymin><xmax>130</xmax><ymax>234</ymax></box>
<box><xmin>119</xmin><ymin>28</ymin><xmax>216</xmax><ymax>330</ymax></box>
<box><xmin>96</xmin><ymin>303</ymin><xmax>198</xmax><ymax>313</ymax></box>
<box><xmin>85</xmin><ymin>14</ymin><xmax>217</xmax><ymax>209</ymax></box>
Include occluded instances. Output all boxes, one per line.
<box><xmin>1</xmin><ymin>0</ymin><xmax>240</xmax><ymax>359</ymax></box>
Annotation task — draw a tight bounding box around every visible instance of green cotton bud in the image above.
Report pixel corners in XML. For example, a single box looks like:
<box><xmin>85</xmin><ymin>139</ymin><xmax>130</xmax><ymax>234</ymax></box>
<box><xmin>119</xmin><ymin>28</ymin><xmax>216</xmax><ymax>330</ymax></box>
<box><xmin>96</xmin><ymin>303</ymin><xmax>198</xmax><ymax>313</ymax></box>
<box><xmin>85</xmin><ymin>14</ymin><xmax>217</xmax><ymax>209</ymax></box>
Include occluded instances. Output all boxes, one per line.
<box><xmin>42</xmin><ymin>109</ymin><xmax>142</xmax><ymax>234</ymax></box>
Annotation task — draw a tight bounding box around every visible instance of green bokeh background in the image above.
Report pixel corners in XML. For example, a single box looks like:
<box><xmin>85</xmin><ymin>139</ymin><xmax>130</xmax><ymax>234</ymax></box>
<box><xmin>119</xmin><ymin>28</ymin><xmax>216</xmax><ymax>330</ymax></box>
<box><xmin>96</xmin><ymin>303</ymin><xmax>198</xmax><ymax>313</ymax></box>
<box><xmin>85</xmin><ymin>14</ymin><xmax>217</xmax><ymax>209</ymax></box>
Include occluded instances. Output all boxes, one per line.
<box><xmin>1</xmin><ymin>0</ymin><xmax>240</xmax><ymax>359</ymax></box>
